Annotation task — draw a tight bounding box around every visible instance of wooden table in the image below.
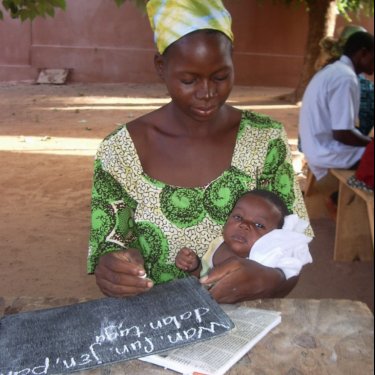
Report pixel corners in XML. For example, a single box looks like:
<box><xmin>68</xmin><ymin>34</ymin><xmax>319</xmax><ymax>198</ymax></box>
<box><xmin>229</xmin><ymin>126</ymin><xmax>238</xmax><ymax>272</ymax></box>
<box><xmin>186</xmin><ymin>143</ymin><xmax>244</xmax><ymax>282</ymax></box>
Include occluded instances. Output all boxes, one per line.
<box><xmin>1</xmin><ymin>297</ymin><xmax>373</xmax><ymax>375</ymax></box>
<box><xmin>330</xmin><ymin>169</ymin><xmax>374</xmax><ymax>261</ymax></box>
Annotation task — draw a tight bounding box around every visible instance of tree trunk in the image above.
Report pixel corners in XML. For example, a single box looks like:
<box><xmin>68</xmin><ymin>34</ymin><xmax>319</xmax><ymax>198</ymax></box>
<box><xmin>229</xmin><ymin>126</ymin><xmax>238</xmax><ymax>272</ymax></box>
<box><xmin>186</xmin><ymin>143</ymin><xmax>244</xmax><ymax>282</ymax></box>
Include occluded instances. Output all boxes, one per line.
<box><xmin>289</xmin><ymin>0</ymin><xmax>338</xmax><ymax>103</ymax></box>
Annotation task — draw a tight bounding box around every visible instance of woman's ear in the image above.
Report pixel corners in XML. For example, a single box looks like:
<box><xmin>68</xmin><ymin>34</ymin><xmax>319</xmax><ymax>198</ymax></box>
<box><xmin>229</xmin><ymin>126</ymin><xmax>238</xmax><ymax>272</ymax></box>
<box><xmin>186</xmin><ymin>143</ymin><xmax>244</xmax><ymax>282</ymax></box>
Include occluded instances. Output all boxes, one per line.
<box><xmin>154</xmin><ymin>53</ymin><xmax>165</xmax><ymax>81</ymax></box>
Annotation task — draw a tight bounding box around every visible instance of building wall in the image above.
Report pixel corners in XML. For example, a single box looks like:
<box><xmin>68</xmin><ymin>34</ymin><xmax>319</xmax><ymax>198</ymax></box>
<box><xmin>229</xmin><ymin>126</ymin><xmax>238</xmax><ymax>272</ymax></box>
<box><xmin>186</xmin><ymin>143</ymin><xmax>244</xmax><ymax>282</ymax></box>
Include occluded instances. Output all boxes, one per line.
<box><xmin>0</xmin><ymin>0</ymin><xmax>373</xmax><ymax>86</ymax></box>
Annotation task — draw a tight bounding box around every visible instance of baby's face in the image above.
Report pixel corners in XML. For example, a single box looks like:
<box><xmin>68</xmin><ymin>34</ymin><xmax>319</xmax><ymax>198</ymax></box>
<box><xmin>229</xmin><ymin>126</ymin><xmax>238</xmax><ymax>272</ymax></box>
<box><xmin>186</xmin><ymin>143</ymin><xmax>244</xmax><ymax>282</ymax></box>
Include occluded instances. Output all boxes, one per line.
<box><xmin>222</xmin><ymin>194</ymin><xmax>282</xmax><ymax>258</ymax></box>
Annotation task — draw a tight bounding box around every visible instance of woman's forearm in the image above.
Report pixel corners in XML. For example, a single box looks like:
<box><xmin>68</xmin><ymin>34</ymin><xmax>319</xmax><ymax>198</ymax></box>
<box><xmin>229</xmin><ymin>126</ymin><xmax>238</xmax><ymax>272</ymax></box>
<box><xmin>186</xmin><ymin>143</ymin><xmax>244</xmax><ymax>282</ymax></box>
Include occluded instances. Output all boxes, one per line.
<box><xmin>201</xmin><ymin>258</ymin><xmax>297</xmax><ymax>304</ymax></box>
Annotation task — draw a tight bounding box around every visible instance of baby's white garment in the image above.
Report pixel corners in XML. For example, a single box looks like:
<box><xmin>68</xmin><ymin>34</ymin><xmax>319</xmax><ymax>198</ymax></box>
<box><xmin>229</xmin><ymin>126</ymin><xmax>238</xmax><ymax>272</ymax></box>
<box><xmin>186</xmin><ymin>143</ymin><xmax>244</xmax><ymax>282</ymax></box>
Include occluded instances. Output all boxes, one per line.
<box><xmin>250</xmin><ymin>215</ymin><xmax>313</xmax><ymax>279</ymax></box>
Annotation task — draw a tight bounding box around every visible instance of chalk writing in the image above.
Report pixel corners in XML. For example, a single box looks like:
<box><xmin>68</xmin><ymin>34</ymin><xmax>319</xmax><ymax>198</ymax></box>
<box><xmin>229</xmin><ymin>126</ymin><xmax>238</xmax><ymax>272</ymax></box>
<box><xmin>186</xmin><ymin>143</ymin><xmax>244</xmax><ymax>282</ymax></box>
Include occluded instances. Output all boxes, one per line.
<box><xmin>1</xmin><ymin>310</ymin><xmax>229</xmax><ymax>374</ymax></box>
<box><xmin>0</xmin><ymin>277</ymin><xmax>234</xmax><ymax>375</ymax></box>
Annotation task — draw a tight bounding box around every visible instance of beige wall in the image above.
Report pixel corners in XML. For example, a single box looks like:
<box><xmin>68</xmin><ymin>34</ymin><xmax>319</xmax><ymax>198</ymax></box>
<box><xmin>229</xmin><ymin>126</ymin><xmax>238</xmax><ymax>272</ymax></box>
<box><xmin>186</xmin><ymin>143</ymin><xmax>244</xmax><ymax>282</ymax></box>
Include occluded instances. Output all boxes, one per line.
<box><xmin>0</xmin><ymin>0</ymin><xmax>373</xmax><ymax>86</ymax></box>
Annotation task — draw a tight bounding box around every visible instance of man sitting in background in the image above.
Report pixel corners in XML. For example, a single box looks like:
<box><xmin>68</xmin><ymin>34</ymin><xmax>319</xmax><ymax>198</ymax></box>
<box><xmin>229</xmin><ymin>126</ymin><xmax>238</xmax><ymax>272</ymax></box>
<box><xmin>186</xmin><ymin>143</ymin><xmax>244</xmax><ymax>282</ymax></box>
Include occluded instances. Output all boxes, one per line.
<box><xmin>299</xmin><ymin>31</ymin><xmax>373</xmax><ymax>183</ymax></box>
<box><xmin>316</xmin><ymin>25</ymin><xmax>374</xmax><ymax>137</ymax></box>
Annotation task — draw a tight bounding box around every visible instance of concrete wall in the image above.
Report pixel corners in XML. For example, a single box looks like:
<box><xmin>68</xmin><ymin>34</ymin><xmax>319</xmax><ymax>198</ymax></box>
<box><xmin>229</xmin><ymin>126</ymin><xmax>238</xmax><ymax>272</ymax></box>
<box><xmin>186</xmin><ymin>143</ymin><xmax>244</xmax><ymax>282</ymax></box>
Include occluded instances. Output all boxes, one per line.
<box><xmin>0</xmin><ymin>0</ymin><xmax>373</xmax><ymax>86</ymax></box>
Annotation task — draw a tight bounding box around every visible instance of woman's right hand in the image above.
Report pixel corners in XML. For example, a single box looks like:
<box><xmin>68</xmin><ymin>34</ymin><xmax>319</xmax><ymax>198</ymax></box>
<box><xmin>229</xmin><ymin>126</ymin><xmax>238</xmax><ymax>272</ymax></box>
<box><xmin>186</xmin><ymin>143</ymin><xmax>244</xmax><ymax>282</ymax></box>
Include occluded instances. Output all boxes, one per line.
<box><xmin>94</xmin><ymin>249</ymin><xmax>153</xmax><ymax>298</ymax></box>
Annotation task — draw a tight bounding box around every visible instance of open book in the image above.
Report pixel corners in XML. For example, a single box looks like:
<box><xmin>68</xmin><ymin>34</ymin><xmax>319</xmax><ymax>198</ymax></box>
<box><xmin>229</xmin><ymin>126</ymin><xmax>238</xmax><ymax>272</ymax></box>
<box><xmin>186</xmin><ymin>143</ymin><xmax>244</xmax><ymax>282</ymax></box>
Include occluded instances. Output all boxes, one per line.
<box><xmin>140</xmin><ymin>305</ymin><xmax>281</xmax><ymax>375</ymax></box>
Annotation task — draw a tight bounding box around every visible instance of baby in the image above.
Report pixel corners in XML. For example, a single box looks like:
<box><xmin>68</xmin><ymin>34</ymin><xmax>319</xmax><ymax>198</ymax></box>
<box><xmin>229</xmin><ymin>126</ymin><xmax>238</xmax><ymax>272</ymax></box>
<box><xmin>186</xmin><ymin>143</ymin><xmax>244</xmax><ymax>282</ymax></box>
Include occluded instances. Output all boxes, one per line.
<box><xmin>175</xmin><ymin>189</ymin><xmax>312</xmax><ymax>280</ymax></box>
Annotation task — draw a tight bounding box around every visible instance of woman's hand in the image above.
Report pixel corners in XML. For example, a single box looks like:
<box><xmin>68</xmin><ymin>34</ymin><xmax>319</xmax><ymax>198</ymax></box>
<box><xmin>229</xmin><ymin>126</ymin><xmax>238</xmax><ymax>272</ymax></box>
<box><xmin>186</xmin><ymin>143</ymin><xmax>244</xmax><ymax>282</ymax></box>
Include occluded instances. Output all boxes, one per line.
<box><xmin>94</xmin><ymin>249</ymin><xmax>153</xmax><ymax>298</ymax></box>
<box><xmin>200</xmin><ymin>258</ymin><xmax>298</xmax><ymax>304</ymax></box>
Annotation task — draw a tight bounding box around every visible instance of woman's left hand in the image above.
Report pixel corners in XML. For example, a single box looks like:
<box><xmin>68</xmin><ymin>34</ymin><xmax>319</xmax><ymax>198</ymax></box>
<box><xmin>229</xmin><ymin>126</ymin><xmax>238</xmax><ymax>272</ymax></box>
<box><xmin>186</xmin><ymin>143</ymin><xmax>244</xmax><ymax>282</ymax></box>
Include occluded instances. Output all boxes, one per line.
<box><xmin>200</xmin><ymin>258</ymin><xmax>295</xmax><ymax>304</ymax></box>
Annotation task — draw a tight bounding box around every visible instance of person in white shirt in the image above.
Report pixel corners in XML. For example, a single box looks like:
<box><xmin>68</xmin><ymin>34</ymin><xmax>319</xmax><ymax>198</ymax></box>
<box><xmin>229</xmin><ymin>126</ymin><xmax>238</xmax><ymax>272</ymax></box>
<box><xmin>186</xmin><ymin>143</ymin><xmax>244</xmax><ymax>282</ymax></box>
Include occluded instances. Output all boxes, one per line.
<box><xmin>299</xmin><ymin>31</ymin><xmax>373</xmax><ymax>182</ymax></box>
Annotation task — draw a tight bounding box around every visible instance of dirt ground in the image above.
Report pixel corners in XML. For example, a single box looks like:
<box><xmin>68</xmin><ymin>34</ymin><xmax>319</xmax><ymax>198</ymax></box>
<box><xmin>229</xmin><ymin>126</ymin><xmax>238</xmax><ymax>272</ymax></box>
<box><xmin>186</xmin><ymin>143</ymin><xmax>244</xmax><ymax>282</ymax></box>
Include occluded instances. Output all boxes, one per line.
<box><xmin>0</xmin><ymin>82</ymin><xmax>373</xmax><ymax>311</ymax></box>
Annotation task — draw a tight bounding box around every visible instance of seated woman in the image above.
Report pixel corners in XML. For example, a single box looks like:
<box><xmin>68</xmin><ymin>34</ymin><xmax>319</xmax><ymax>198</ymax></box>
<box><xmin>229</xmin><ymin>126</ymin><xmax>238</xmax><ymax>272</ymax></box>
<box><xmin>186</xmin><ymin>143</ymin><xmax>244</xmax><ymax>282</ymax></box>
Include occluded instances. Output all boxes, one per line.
<box><xmin>87</xmin><ymin>0</ymin><xmax>312</xmax><ymax>303</ymax></box>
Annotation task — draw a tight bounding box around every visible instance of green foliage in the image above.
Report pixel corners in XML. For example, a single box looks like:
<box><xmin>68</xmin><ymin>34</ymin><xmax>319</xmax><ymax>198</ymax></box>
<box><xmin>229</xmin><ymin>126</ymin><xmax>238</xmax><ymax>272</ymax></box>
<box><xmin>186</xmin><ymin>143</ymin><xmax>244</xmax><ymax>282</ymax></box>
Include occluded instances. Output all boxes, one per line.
<box><xmin>336</xmin><ymin>0</ymin><xmax>374</xmax><ymax>18</ymax></box>
<box><xmin>0</xmin><ymin>0</ymin><xmax>66</xmax><ymax>21</ymax></box>
<box><xmin>0</xmin><ymin>0</ymin><xmax>147</xmax><ymax>21</ymax></box>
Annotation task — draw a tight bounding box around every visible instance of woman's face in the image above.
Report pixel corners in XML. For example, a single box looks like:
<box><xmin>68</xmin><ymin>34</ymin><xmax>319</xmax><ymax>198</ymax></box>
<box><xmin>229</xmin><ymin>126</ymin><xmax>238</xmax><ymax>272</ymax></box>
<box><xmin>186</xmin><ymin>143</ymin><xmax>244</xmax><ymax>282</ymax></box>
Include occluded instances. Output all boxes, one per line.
<box><xmin>222</xmin><ymin>194</ymin><xmax>282</xmax><ymax>258</ymax></box>
<box><xmin>156</xmin><ymin>31</ymin><xmax>234</xmax><ymax>123</ymax></box>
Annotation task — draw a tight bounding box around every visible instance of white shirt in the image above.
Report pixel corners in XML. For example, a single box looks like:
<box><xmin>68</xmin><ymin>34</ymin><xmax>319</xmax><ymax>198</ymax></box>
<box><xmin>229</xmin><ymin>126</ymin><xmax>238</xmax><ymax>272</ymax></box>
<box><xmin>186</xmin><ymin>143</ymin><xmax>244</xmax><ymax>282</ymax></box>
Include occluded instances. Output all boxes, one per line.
<box><xmin>299</xmin><ymin>55</ymin><xmax>366</xmax><ymax>180</ymax></box>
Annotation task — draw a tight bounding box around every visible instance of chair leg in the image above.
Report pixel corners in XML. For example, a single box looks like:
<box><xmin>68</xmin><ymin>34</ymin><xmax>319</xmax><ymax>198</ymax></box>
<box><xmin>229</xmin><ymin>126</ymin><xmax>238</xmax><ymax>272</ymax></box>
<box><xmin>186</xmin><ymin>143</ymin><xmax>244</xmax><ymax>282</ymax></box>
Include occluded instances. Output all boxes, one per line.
<box><xmin>304</xmin><ymin>167</ymin><xmax>316</xmax><ymax>197</ymax></box>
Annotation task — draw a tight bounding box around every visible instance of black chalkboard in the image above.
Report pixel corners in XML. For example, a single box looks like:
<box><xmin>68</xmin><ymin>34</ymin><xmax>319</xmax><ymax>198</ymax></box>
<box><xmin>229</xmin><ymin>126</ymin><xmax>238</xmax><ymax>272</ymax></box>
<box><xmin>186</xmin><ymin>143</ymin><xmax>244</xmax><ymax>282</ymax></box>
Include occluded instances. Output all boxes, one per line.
<box><xmin>0</xmin><ymin>277</ymin><xmax>234</xmax><ymax>375</ymax></box>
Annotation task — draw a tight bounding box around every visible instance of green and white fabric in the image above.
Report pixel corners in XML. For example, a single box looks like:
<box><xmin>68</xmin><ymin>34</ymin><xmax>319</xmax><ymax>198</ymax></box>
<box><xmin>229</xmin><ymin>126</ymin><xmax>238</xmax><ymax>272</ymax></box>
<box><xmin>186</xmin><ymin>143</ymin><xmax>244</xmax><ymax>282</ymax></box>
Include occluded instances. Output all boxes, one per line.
<box><xmin>88</xmin><ymin>111</ymin><xmax>312</xmax><ymax>285</ymax></box>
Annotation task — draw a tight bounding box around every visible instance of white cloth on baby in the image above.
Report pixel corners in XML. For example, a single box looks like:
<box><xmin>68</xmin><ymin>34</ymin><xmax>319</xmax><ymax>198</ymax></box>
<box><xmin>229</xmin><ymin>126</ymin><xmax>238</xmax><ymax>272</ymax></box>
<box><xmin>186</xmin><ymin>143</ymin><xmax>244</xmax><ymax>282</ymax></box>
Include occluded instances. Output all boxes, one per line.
<box><xmin>249</xmin><ymin>214</ymin><xmax>313</xmax><ymax>279</ymax></box>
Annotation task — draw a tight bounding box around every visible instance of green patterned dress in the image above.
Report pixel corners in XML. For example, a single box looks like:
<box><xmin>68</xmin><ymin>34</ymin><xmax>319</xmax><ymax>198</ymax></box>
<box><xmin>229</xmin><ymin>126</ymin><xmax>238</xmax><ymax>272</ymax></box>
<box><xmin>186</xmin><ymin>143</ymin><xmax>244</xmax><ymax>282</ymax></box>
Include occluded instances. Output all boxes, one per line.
<box><xmin>88</xmin><ymin>111</ymin><xmax>311</xmax><ymax>284</ymax></box>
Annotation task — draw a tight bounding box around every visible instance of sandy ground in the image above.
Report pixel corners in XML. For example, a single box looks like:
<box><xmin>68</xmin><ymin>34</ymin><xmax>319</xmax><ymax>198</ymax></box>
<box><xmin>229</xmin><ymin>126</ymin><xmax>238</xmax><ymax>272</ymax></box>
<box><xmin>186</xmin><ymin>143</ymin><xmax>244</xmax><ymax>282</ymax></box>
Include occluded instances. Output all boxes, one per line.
<box><xmin>0</xmin><ymin>82</ymin><xmax>373</xmax><ymax>311</ymax></box>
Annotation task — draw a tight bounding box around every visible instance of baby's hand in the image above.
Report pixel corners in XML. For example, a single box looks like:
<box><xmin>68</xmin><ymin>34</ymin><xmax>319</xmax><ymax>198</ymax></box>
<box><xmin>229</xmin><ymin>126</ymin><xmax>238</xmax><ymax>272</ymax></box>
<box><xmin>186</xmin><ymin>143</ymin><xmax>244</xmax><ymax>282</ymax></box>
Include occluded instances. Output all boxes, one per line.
<box><xmin>175</xmin><ymin>247</ymin><xmax>200</xmax><ymax>272</ymax></box>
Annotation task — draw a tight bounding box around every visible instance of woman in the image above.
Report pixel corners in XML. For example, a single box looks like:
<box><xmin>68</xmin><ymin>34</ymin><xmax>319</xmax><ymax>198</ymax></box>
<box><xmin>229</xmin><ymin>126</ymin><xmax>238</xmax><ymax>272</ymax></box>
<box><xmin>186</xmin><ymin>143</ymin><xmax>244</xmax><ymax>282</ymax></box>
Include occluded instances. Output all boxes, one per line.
<box><xmin>88</xmin><ymin>0</ymin><xmax>311</xmax><ymax>303</ymax></box>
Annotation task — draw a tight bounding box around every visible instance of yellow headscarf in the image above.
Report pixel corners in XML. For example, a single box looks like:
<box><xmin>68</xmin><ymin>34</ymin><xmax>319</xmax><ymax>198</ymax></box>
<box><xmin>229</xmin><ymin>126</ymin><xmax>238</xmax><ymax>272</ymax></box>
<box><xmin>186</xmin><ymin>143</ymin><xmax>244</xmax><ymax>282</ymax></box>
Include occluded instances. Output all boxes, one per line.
<box><xmin>147</xmin><ymin>0</ymin><xmax>234</xmax><ymax>54</ymax></box>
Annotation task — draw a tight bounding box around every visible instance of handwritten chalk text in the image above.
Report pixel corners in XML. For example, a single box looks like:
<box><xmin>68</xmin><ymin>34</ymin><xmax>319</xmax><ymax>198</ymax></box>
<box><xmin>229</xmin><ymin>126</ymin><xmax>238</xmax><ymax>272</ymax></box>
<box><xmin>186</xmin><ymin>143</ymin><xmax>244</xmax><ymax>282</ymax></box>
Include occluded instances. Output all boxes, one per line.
<box><xmin>1</xmin><ymin>306</ymin><xmax>231</xmax><ymax>375</ymax></box>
